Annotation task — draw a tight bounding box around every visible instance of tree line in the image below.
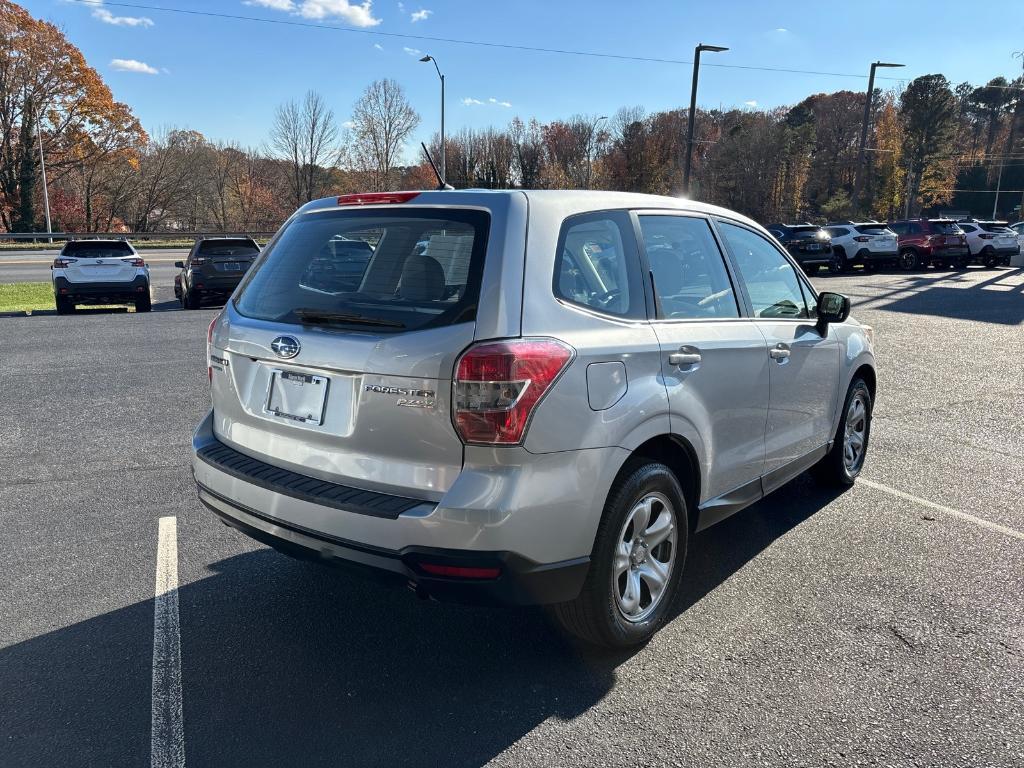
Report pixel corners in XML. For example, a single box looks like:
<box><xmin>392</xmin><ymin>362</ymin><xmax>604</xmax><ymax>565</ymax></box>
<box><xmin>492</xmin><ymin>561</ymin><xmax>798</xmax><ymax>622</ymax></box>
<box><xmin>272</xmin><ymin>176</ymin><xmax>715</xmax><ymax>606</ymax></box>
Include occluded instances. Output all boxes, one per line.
<box><xmin>2</xmin><ymin>0</ymin><xmax>1022</xmax><ymax>235</ymax></box>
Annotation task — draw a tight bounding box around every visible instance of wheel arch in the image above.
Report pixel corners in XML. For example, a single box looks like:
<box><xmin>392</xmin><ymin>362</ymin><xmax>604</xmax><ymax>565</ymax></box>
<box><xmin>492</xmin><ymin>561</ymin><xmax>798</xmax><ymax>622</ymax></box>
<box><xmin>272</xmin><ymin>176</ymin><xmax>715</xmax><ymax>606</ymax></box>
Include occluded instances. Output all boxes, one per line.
<box><xmin>621</xmin><ymin>434</ymin><xmax>702</xmax><ymax>533</ymax></box>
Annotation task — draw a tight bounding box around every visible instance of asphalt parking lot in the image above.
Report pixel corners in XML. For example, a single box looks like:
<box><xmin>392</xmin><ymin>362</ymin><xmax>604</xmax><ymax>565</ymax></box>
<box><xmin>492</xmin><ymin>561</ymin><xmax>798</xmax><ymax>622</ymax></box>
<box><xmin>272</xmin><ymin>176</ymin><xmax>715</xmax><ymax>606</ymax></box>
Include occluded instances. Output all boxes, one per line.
<box><xmin>1</xmin><ymin>266</ymin><xmax>1022</xmax><ymax>767</ymax></box>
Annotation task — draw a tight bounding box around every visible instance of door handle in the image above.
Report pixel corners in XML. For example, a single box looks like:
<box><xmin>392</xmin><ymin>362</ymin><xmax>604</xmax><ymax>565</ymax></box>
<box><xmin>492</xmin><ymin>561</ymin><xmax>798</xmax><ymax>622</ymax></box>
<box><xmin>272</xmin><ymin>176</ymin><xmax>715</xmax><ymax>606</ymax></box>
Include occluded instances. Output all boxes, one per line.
<box><xmin>669</xmin><ymin>347</ymin><xmax>702</xmax><ymax>366</ymax></box>
<box><xmin>769</xmin><ymin>344</ymin><xmax>791</xmax><ymax>361</ymax></box>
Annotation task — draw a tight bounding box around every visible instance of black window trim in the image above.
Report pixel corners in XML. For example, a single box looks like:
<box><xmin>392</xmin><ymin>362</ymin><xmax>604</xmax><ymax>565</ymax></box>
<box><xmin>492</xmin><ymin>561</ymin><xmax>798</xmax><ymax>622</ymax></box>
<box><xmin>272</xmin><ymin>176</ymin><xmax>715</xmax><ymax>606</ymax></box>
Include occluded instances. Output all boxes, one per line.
<box><xmin>630</xmin><ymin>209</ymin><xmax>748</xmax><ymax>323</ymax></box>
<box><xmin>711</xmin><ymin>216</ymin><xmax>820</xmax><ymax>324</ymax></box>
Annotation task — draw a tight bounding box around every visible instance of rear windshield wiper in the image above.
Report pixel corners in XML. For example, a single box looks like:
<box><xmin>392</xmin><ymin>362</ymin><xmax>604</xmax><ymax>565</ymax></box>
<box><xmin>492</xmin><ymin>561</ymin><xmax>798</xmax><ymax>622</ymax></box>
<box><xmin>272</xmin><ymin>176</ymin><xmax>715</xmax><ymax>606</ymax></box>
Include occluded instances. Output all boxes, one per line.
<box><xmin>292</xmin><ymin>307</ymin><xmax>405</xmax><ymax>329</ymax></box>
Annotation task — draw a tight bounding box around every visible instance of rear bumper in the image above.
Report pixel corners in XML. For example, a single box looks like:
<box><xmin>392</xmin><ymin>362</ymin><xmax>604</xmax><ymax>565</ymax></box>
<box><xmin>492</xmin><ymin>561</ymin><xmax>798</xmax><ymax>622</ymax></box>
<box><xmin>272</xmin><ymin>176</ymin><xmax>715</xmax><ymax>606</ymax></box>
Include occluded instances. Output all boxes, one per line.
<box><xmin>197</xmin><ymin>483</ymin><xmax>589</xmax><ymax>605</ymax></box>
<box><xmin>53</xmin><ymin>274</ymin><xmax>149</xmax><ymax>299</ymax></box>
<box><xmin>789</xmin><ymin>249</ymin><xmax>832</xmax><ymax>265</ymax></box>
<box><xmin>190</xmin><ymin>410</ymin><xmax>622</xmax><ymax>605</ymax></box>
<box><xmin>190</xmin><ymin>273</ymin><xmax>245</xmax><ymax>293</ymax></box>
<box><xmin>859</xmin><ymin>249</ymin><xmax>898</xmax><ymax>262</ymax></box>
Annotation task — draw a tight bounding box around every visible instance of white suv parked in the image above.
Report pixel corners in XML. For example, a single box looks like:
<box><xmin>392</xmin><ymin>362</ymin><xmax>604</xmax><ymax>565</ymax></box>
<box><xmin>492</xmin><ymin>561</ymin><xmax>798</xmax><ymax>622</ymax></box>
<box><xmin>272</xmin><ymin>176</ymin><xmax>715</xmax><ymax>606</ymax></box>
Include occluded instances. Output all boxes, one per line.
<box><xmin>957</xmin><ymin>220</ymin><xmax>1019</xmax><ymax>267</ymax></box>
<box><xmin>824</xmin><ymin>222</ymin><xmax>899</xmax><ymax>271</ymax></box>
<box><xmin>51</xmin><ymin>239</ymin><xmax>151</xmax><ymax>314</ymax></box>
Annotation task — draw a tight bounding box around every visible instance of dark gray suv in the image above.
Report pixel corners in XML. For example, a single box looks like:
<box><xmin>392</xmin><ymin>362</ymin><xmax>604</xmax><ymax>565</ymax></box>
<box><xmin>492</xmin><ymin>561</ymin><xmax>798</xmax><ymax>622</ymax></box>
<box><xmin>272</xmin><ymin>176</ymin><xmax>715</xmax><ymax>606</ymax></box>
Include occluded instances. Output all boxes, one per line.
<box><xmin>176</xmin><ymin>236</ymin><xmax>261</xmax><ymax>309</ymax></box>
<box><xmin>192</xmin><ymin>191</ymin><xmax>876</xmax><ymax>647</ymax></box>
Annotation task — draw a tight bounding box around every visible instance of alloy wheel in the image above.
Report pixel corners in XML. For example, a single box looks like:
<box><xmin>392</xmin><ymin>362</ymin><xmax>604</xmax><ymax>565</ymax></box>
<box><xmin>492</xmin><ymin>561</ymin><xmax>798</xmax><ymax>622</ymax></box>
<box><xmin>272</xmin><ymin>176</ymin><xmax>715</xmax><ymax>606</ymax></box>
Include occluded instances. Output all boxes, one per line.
<box><xmin>843</xmin><ymin>392</ymin><xmax>869</xmax><ymax>472</ymax></box>
<box><xmin>612</xmin><ymin>492</ymin><xmax>678</xmax><ymax>623</ymax></box>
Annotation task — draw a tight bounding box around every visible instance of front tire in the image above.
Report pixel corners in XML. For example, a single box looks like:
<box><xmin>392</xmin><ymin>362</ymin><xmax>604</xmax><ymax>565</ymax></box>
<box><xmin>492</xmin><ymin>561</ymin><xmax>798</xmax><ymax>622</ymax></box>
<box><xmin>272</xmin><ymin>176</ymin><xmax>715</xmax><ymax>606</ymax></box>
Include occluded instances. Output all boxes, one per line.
<box><xmin>553</xmin><ymin>461</ymin><xmax>688</xmax><ymax>649</ymax></box>
<box><xmin>812</xmin><ymin>378</ymin><xmax>872</xmax><ymax>486</ymax></box>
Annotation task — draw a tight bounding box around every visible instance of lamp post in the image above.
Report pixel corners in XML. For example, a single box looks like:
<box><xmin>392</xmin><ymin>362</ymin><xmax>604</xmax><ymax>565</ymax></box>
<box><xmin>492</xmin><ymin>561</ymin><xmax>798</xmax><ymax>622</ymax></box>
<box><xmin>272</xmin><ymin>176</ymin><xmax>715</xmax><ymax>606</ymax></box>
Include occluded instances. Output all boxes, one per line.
<box><xmin>682</xmin><ymin>43</ymin><xmax>728</xmax><ymax>197</ymax></box>
<box><xmin>36</xmin><ymin>106</ymin><xmax>52</xmax><ymax>242</ymax></box>
<box><xmin>419</xmin><ymin>55</ymin><xmax>445</xmax><ymax>183</ymax></box>
<box><xmin>852</xmin><ymin>61</ymin><xmax>904</xmax><ymax>213</ymax></box>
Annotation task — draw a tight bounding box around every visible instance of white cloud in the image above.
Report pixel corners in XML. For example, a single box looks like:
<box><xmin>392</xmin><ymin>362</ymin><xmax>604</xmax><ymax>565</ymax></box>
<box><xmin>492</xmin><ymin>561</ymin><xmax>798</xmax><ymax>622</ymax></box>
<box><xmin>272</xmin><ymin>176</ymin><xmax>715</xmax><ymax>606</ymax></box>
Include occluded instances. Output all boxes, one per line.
<box><xmin>373</xmin><ymin>42</ymin><xmax>383</xmax><ymax>50</ymax></box>
<box><xmin>410</xmin><ymin>8</ymin><xmax>431</xmax><ymax>21</ymax></box>
<box><xmin>296</xmin><ymin>0</ymin><xmax>380</xmax><ymax>25</ymax></box>
<box><xmin>244</xmin><ymin>0</ymin><xmax>296</xmax><ymax>9</ymax></box>
<box><xmin>92</xmin><ymin>6</ymin><xmax>154</xmax><ymax>26</ymax></box>
<box><xmin>397</xmin><ymin>1</ymin><xmax>404</xmax><ymax>10</ymax></box>
<box><xmin>110</xmin><ymin>58</ymin><xmax>159</xmax><ymax>74</ymax></box>
<box><xmin>775</xmin><ymin>27</ymin><xmax>788</xmax><ymax>32</ymax></box>
<box><xmin>403</xmin><ymin>46</ymin><xmax>421</xmax><ymax>56</ymax></box>
<box><xmin>744</xmin><ymin>100</ymin><xmax>758</xmax><ymax>107</ymax></box>
<box><xmin>488</xmin><ymin>97</ymin><xmax>511</xmax><ymax>107</ymax></box>
<box><xmin>342</xmin><ymin>120</ymin><xmax>356</xmax><ymax>128</ymax></box>
<box><xmin>462</xmin><ymin>97</ymin><xmax>484</xmax><ymax>106</ymax></box>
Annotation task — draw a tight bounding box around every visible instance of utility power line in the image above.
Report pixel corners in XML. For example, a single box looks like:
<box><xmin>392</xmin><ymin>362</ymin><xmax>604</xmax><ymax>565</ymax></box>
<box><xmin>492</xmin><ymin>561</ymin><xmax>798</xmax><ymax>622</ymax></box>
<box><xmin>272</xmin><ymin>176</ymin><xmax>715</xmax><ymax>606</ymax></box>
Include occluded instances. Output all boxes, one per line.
<box><xmin>69</xmin><ymin>0</ymin><xmax>920</xmax><ymax>82</ymax></box>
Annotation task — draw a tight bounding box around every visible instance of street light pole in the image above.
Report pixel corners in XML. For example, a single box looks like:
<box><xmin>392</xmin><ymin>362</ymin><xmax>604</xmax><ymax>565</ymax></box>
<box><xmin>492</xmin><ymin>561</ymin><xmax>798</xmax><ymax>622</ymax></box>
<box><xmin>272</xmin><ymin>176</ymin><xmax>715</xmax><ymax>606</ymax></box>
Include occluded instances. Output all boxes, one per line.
<box><xmin>36</xmin><ymin>109</ymin><xmax>53</xmax><ymax>243</ymax></box>
<box><xmin>587</xmin><ymin>115</ymin><xmax>608</xmax><ymax>189</ymax></box>
<box><xmin>682</xmin><ymin>43</ymin><xmax>728</xmax><ymax>197</ymax></box>
<box><xmin>852</xmin><ymin>61</ymin><xmax>904</xmax><ymax>214</ymax></box>
<box><xmin>420</xmin><ymin>55</ymin><xmax>445</xmax><ymax>183</ymax></box>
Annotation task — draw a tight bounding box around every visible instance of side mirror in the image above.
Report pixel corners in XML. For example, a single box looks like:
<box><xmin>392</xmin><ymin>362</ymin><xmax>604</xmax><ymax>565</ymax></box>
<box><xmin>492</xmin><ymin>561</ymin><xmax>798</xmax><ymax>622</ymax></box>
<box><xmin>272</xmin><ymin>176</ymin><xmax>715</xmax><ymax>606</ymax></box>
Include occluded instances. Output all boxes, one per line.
<box><xmin>174</xmin><ymin>261</ymin><xmax>185</xmax><ymax>269</ymax></box>
<box><xmin>816</xmin><ymin>291</ymin><xmax>850</xmax><ymax>334</ymax></box>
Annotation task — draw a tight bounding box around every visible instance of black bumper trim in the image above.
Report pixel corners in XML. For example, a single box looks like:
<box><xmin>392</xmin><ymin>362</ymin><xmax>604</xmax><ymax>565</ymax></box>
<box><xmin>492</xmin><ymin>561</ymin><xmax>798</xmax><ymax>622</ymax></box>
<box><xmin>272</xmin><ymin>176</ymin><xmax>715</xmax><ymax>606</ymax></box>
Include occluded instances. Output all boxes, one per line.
<box><xmin>53</xmin><ymin>275</ymin><xmax>149</xmax><ymax>297</ymax></box>
<box><xmin>197</xmin><ymin>483</ymin><xmax>590</xmax><ymax>605</ymax></box>
<box><xmin>196</xmin><ymin>438</ymin><xmax>434</xmax><ymax>519</ymax></box>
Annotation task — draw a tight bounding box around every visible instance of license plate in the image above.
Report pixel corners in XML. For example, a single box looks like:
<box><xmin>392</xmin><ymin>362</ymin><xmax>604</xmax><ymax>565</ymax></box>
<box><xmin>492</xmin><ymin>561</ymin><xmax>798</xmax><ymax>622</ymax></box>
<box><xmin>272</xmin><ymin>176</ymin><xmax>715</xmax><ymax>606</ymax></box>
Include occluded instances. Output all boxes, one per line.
<box><xmin>220</xmin><ymin>262</ymin><xmax>242</xmax><ymax>271</ymax></box>
<box><xmin>945</xmin><ymin>236</ymin><xmax>960</xmax><ymax>245</ymax></box>
<box><xmin>806</xmin><ymin>243</ymin><xmax>822</xmax><ymax>252</ymax></box>
<box><xmin>266</xmin><ymin>370</ymin><xmax>329</xmax><ymax>425</ymax></box>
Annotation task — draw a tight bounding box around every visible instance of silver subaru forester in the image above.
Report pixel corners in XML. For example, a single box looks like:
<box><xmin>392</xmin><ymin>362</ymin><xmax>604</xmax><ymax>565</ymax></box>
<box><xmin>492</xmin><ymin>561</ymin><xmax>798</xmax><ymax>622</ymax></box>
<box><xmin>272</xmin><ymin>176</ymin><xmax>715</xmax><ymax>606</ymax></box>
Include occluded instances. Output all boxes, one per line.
<box><xmin>192</xmin><ymin>190</ymin><xmax>875</xmax><ymax>647</ymax></box>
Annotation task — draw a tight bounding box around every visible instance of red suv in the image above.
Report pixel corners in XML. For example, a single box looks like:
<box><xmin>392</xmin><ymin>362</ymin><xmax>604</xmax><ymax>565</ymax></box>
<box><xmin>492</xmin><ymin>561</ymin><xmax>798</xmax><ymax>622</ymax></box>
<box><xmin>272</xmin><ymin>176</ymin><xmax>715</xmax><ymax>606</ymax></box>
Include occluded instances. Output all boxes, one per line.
<box><xmin>887</xmin><ymin>219</ymin><xmax>969</xmax><ymax>270</ymax></box>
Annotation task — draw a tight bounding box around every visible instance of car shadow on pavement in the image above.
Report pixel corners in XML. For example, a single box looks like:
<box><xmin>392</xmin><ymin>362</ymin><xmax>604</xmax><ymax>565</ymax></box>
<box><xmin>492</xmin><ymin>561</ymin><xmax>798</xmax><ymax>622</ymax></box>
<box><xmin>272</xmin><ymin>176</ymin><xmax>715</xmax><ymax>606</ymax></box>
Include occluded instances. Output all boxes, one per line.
<box><xmin>0</xmin><ymin>476</ymin><xmax>847</xmax><ymax>768</ymax></box>
<box><xmin>868</xmin><ymin>267</ymin><xmax>1024</xmax><ymax>325</ymax></box>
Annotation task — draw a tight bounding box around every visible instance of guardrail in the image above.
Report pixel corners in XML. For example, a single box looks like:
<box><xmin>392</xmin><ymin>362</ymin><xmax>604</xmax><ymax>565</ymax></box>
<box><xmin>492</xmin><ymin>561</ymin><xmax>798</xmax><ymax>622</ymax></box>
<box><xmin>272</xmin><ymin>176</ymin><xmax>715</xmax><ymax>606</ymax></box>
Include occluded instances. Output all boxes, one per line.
<box><xmin>0</xmin><ymin>231</ymin><xmax>279</xmax><ymax>243</ymax></box>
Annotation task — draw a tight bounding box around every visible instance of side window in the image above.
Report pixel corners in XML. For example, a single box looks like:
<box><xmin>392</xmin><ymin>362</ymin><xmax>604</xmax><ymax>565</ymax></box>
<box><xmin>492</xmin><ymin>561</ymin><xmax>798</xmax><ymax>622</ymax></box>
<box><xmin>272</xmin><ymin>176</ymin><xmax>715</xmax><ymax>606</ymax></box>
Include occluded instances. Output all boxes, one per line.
<box><xmin>717</xmin><ymin>221</ymin><xmax>810</xmax><ymax>320</ymax></box>
<box><xmin>554</xmin><ymin>211</ymin><xmax>643</xmax><ymax>318</ymax></box>
<box><xmin>827</xmin><ymin>227</ymin><xmax>849</xmax><ymax>238</ymax></box>
<box><xmin>889</xmin><ymin>222</ymin><xmax>906</xmax><ymax>235</ymax></box>
<box><xmin>639</xmin><ymin>215</ymin><xmax>739</xmax><ymax>320</ymax></box>
<box><xmin>908</xmin><ymin>222</ymin><xmax>922</xmax><ymax>235</ymax></box>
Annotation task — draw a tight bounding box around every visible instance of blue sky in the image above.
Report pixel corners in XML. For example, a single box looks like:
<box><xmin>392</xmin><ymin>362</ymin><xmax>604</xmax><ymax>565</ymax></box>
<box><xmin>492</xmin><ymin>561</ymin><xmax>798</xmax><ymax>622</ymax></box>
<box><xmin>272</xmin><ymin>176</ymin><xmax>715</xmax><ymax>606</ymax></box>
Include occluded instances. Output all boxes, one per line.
<box><xmin>25</xmin><ymin>0</ymin><xmax>1024</xmax><ymax>159</ymax></box>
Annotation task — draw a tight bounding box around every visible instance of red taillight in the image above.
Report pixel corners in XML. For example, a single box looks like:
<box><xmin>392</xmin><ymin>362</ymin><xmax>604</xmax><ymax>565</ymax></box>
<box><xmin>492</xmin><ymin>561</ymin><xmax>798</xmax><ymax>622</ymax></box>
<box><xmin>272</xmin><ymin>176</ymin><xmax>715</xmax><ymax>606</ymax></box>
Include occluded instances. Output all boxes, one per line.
<box><xmin>207</xmin><ymin>314</ymin><xmax>219</xmax><ymax>383</ymax></box>
<box><xmin>123</xmin><ymin>257</ymin><xmax>146</xmax><ymax>267</ymax></box>
<box><xmin>337</xmin><ymin>191</ymin><xmax>420</xmax><ymax>206</ymax></box>
<box><xmin>418</xmin><ymin>563</ymin><xmax>501</xmax><ymax>580</ymax></box>
<box><xmin>453</xmin><ymin>338</ymin><xmax>574</xmax><ymax>445</ymax></box>
<box><xmin>979</xmin><ymin>233</ymin><xmax>995</xmax><ymax>240</ymax></box>
<box><xmin>52</xmin><ymin>257</ymin><xmax>76</xmax><ymax>268</ymax></box>
<box><xmin>853</xmin><ymin>236</ymin><xmax>872</xmax><ymax>242</ymax></box>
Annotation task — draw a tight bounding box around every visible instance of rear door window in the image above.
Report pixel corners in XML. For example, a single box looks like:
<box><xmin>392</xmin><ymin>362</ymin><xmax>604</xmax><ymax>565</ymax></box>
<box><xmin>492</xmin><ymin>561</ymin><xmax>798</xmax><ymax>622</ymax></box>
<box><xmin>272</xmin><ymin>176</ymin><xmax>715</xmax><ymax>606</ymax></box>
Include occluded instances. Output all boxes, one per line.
<box><xmin>639</xmin><ymin>215</ymin><xmax>739</xmax><ymax>320</ymax></box>
<box><xmin>717</xmin><ymin>221</ymin><xmax>811</xmax><ymax>320</ymax></box>
<box><xmin>553</xmin><ymin>211</ymin><xmax>644</xmax><ymax>319</ymax></box>
<box><xmin>234</xmin><ymin>209</ymin><xmax>489</xmax><ymax>333</ymax></box>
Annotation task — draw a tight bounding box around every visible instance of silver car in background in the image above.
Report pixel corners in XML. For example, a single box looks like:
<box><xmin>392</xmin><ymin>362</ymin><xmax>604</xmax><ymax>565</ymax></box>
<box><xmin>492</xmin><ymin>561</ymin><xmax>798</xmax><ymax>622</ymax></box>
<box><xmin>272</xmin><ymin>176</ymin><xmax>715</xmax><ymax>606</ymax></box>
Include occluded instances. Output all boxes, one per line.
<box><xmin>192</xmin><ymin>190</ymin><xmax>876</xmax><ymax>648</ymax></box>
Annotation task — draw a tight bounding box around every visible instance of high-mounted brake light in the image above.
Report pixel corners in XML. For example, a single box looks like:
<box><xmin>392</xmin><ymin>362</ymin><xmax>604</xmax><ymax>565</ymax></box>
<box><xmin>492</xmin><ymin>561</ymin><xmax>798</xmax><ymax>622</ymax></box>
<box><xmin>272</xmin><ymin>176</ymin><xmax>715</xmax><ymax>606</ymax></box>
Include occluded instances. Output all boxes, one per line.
<box><xmin>337</xmin><ymin>192</ymin><xmax>420</xmax><ymax>206</ymax></box>
<box><xmin>453</xmin><ymin>338</ymin><xmax>574</xmax><ymax>445</ymax></box>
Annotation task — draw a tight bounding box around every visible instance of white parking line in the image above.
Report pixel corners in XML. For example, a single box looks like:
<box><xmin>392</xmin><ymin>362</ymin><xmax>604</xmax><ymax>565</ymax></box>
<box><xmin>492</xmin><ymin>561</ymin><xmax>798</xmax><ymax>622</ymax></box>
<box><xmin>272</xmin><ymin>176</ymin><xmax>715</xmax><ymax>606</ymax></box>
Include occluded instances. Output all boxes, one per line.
<box><xmin>151</xmin><ymin>516</ymin><xmax>185</xmax><ymax>768</ymax></box>
<box><xmin>858</xmin><ymin>478</ymin><xmax>1024</xmax><ymax>542</ymax></box>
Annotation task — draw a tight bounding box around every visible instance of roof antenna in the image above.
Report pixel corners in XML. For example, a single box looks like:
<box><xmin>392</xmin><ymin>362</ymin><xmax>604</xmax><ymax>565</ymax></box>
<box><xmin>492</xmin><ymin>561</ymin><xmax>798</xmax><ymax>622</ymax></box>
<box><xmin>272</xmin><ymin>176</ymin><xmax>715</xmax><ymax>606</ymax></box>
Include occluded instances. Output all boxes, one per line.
<box><xmin>421</xmin><ymin>142</ymin><xmax>453</xmax><ymax>190</ymax></box>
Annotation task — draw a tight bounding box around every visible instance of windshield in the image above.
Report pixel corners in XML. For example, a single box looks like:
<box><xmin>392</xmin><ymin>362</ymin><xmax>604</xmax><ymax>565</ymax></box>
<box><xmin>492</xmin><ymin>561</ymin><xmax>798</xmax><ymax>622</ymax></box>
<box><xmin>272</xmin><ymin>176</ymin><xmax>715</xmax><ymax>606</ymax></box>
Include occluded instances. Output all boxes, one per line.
<box><xmin>234</xmin><ymin>208</ymin><xmax>489</xmax><ymax>332</ymax></box>
<box><xmin>62</xmin><ymin>241</ymin><xmax>132</xmax><ymax>257</ymax></box>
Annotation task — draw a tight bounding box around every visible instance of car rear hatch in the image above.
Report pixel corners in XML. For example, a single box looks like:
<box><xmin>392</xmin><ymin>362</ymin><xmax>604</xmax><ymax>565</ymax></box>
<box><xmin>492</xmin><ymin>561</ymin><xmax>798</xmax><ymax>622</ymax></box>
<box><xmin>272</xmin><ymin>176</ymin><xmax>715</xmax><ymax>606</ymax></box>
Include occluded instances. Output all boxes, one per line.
<box><xmin>209</xmin><ymin>194</ymin><xmax>518</xmax><ymax>501</ymax></box>
<box><xmin>196</xmin><ymin>240</ymin><xmax>261</xmax><ymax>280</ymax></box>
<box><xmin>59</xmin><ymin>241</ymin><xmax>138</xmax><ymax>283</ymax></box>
<box><xmin>855</xmin><ymin>225</ymin><xmax>897</xmax><ymax>251</ymax></box>
<box><xmin>787</xmin><ymin>225</ymin><xmax>829</xmax><ymax>253</ymax></box>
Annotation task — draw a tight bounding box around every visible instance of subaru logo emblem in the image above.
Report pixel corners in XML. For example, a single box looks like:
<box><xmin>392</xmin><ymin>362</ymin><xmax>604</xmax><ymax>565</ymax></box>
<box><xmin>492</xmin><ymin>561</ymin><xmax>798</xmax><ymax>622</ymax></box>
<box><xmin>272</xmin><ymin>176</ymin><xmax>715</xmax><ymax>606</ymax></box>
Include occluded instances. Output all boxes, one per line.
<box><xmin>270</xmin><ymin>336</ymin><xmax>300</xmax><ymax>359</ymax></box>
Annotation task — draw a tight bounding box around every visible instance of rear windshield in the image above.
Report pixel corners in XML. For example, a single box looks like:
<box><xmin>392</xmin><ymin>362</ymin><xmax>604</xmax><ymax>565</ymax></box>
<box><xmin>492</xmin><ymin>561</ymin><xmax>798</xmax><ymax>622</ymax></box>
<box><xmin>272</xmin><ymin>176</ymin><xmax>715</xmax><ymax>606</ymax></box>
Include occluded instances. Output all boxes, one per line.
<box><xmin>979</xmin><ymin>223</ymin><xmax>1011</xmax><ymax>233</ymax></box>
<box><xmin>197</xmin><ymin>239</ymin><xmax>260</xmax><ymax>256</ymax></box>
<box><xmin>929</xmin><ymin>221</ymin><xmax>962</xmax><ymax>234</ymax></box>
<box><xmin>855</xmin><ymin>225</ymin><xmax>893</xmax><ymax>234</ymax></box>
<box><xmin>62</xmin><ymin>241</ymin><xmax>132</xmax><ymax>257</ymax></box>
<box><xmin>234</xmin><ymin>208</ymin><xmax>489</xmax><ymax>333</ymax></box>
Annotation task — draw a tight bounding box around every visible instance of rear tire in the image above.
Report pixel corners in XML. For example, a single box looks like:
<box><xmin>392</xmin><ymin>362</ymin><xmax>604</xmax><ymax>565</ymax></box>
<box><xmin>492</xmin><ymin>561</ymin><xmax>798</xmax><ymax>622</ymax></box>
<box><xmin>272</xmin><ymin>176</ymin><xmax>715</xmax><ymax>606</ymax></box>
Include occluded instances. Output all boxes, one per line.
<box><xmin>829</xmin><ymin>250</ymin><xmax>847</xmax><ymax>274</ymax></box>
<box><xmin>812</xmin><ymin>378</ymin><xmax>872</xmax><ymax>487</ymax></box>
<box><xmin>55</xmin><ymin>296</ymin><xmax>75</xmax><ymax>315</ymax></box>
<box><xmin>135</xmin><ymin>293</ymin><xmax>152</xmax><ymax>313</ymax></box>
<box><xmin>898</xmin><ymin>248</ymin><xmax>919</xmax><ymax>271</ymax></box>
<box><xmin>552</xmin><ymin>460</ymin><xmax>689</xmax><ymax>649</ymax></box>
<box><xmin>183</xmin><ymin>289</ymin><xmax>201</xmax><ymax>310</ymax></box>
<box><xmin>955</xmin><ymin>256</ymin><xmax>969</xmax><ymax>270</ymax></box>
<box><xmin>803</xmin><ymin>264</ymin><xmax>820</xmax><ymax>276</ymax></box>
<box><xmin>982</xmin><ymin>249</ymin><xmax>998</xmax><ymax>269</ymax></box>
